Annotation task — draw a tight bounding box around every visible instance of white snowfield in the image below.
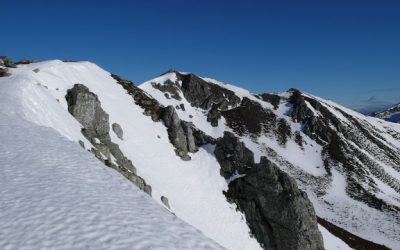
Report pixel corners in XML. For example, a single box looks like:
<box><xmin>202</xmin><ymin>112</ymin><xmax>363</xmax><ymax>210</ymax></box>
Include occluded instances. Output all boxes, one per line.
<box><xmin>0</xmin><ymin>60</ymin><xmax>359</xmax><ymax>249</ymax></box>
<box><xmin>0</xmin><ymin>113</ymin><xmax>224</xmax><ymax>250</ymax></box>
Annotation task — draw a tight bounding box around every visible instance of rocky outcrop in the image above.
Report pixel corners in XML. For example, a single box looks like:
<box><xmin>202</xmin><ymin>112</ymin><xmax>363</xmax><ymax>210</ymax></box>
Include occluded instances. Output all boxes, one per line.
<box><xmin>112</xmin><ymin>74</ymin><xmax>163</xmax><ymax>121</ymax></box>
<box><xmin>215</xmin><ymin>132</ymin><xmax>324</xmax><ymax>250</ymax></box>
<box><xmin>175</xmin><ymin>72</ymin><xmax>241</xmax><ymax>110</ymax></box>
<box><xmin>151</xmin><ymin>80</ymin><xmax>182</xmax><ymax>100</ymax></box>
<box><xmin>161</xmin><ymin>105</ymin><xmax>214</xmax><ymax>160</ymax></box>
<box><xmin>66</xmin><ymin>84</ymin><xmax>151</xmax><ymax>195</ymax></box>
<box><xmin>214</xmin><ymin>132</ymin><xmax>254</xmax><ymax>178</ymax></box>
<box><xmin>221</xmin><ymin>97</ymin><xmax>277</xmax><ymax>136</ymax></box>
<box><xmin>258</xmin><ymin>93</ymin><xmax>281</xmax><ymax>110</ymax></box>
<box><xmin>112</xmin><ymin>123</ymin><xmax>124</xmax><ymax>140</ymax></box>
<box><xmin>112</xmin><ymin>74</ymin><xmax>215</xmax><ymax>161</ymax></box>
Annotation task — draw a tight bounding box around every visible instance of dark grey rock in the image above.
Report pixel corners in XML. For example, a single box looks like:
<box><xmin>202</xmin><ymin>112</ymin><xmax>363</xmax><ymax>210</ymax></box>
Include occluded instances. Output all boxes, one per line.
<box><xmin>112</xmin><ymin>123</ymin><xmax>124</xmax><ymax>140</ymax></box>
<box><xmin>214</xmin><ymin>132</ymin><xmax>254</xmax><ymax>178</ymax></box>
<box><xmin>177</xmin><ymin>73</ymin><xmax>240</xmax><ymax>110</ymax></box>
<box><xmin>207</xmin><ymin>104</ymin><xmax>221</xmax><ymax>127</ymax></box>
<box><xmin>162</xmin><ymin>106</ymin><xmax>190</xmax><ymax>158</ymax></box>
<box><xmin>161</xmin><ymin>196</ymin><xmax>170</xmax><ymax>209</ymax></box>
<box><xmin>221</xmin><ymin>97</ymin><xmax>277</xmax><ymax>136</ymax></box>
<box><xmin>33</xmin><ymin>68</ymin><xmax>40</xmax><ymax>73</ymax></box>
<box><xmin>225</xmin><ymin>157</ymin><xmax>324</xmax><ymax>250</ymax></box>
<box><xmin>215</xmin><ymin>132</ymin><xmax>324</xmax><ymax>250</ymax></box>
<box><xmin>66</xmin><ymin>84</ymin><xmax>110</xmax><ymax>139</ymax></box>
<box><xmin>78</xmin><ymin>140</ymin><xmax>85</xmax><ymax>148</ymax></box>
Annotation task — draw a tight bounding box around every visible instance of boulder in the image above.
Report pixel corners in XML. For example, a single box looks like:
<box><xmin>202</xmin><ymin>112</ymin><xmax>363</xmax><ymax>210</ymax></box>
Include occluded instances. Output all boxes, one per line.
<box><xmin>112</xmin><ymin>123</ymin><xmax>124</xmax><ymax>140</ymax></box>
<box><xmin>66</xmin><ymin>84</ymin><xmax>151</xmax><ymax>195</ymax></box>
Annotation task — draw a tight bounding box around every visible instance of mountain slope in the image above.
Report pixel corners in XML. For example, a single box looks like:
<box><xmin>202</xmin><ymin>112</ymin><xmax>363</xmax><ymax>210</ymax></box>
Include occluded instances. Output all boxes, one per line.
<box><xmin>0</xmin><ymin>112</ymin><xmax>223</xmax><ymax>250</ymax></box>
<box><xmin>140</xmin><ymin>71</ymin><xmax>400</xmax><ymax>249</ymax></box>
<box><xmin>1</xmin><ymin>59</ymin><xmax>398</xmax><ymax>249</ymax></box>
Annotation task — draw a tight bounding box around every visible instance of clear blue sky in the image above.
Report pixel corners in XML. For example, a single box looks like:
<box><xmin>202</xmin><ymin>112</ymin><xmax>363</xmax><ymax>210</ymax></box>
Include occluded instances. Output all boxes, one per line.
<box><xmin>2</xmin><ymin>0</ymin><xmax>400</xmax><ymax>112</ymax></box>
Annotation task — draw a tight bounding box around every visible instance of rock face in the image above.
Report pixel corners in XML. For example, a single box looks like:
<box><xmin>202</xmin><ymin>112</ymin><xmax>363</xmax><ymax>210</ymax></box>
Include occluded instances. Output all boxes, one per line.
<box><xmin>214</xmin><ymin>132</ymin><xmax>254</xmax><ymax>179</ymax></box>
<box><xmin>66</xmin><ymin>84</ymin><xmax>151</xmax><ymax>195</ymax></box>
<box><xmin>176</xmin><ymin>72</ymin><xmax>241</xmax><ymax>110</ymax></box>
<box><xmin>221</xmin><ymin>97</ymin><xmax>277</xmax><ymax>136</ymax></box>
<box><xmin>215</xmin><ymin>132</ymin><xmax>324</xmax><ymax>250</ymax></box>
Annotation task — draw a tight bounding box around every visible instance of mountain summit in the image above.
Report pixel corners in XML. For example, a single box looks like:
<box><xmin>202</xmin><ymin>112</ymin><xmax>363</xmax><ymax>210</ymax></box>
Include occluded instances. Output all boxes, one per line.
<box><xmin>1</xmin><ymin>59</ymin><xmax>399</xmax><ymax>249</ymax></box>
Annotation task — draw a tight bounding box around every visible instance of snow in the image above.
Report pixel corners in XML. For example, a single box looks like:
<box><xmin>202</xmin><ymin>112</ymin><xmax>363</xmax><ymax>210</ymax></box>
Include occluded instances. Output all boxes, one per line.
<box><xmin>318</xmin><ymin>225</ymin><xmax>352</xmax><ymax>250</ymax></box>
<box><xmin>0</xmin><ymin>113</ymin><xmax>223</xmax><ymax>250</ymax></box>
<box><xmin>2</xmin><ymin>61</ymin><xmax>260</xmax><ymax>250</ymax></box>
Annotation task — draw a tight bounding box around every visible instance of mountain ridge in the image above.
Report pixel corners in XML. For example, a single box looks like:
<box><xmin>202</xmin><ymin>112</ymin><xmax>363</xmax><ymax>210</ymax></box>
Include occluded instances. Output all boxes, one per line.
<box><xmin>1</xmin><ymin>58</ymin><xmax>399</xmax><ymax>249</ymax></box>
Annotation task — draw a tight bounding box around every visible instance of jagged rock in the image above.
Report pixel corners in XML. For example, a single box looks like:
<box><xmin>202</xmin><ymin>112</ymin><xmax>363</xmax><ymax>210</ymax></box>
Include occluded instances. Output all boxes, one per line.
<box><xmin>182</xmin><ymin>121</ymin><xmax>197</xmax><ymax>153</ymax></box>
<box><xmin>111</xmin><ymin>74</ymin><xmax>163</xmax><ymax>121</ymax></box>
<box><xmin>162</xmin><ymin>106</ymin><xmax>190</xmax><ymax>157</ymax></box>
<box><xmin>66</xmin><ymin>84</ymin><xmax>110</xmax><ymax>139</ymax></box>
<box><xmin>276</xmin><ymin>118</ymin><xmax>291</xmax><ymax>145</ymax></box>
<box><xmin>112</xmin><ymin>74</ymin><xmax>214</xmax><ymax>160</ymax></box>
<box><xmin>215</xmin><ymin>132</ymin><xmax>324</xmax><ymax>250</ymax></box>
<box><xmin>221</xmin><ymin>97</ymin><xmax>277</xmax><ymax>135</ymax></box>
<box><xmin>112</xmin><ymin>123</ymin><xmax>124</xmax><ymax>140</ymax></box>
<box><xmin>179</xmin><ymin>103</ymin><xmax>185</xmax><ymax>111</ymax></box>
<box><xmin>161</xmin><ymin>196</ymin><xmax>170</xmax><ymax>209</ymax></box>
<box><xmin>177</xmin><ymin>73</ymin><xmax>241</xmax><ymax>110</ymax></box>
<box><xmin>214</xmin><ymin>132</ymin><xmax>254</xmax><ymax>178</ymax></box>
<box><xmin>259</xmin><ymin>93</ymin><xmax>281</xmax><ymax>110</ymax></box>
<box><xmin>225</xmin><ymin>157</ymin><xmax>324</xmax><ymax>250</ymax></box>
<box><xmin>66</xmin><ymin>84</ymin><xmax>151</xmax><ymax>195</ymax></box>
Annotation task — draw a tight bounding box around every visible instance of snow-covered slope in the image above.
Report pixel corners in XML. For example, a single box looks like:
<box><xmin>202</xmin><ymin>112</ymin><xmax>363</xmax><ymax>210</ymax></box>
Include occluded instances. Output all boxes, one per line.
<box><xmin>0</xmin><ymin>112</ymin><xmax>223</xmax><ymax>250</ymax></box>
<box><xmin>2</xmin><ymin>60</ymin><xmax>397</xmax><ymax>249</ymax></box>
<box><xmin>140</xmin><ymin>71</ymin><xmax>400</xmax><ymax>249</ymax></box>
<box><xmin>0</xmin><ymin>61</ymin><xmax>260</xmax><ymax>250</ymax></box>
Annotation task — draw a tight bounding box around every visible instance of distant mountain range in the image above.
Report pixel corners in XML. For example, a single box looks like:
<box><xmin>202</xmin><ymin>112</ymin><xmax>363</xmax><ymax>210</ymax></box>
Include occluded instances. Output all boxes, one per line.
<box><xmin>370</xmin><ymin>103</ymin><xmax>400</xmax><ymax>123</ymax></box>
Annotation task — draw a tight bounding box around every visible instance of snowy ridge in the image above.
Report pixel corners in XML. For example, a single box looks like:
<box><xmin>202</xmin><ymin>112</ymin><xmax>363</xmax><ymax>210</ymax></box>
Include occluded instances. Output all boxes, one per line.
<box><xmin>140</xmin><ymin>71</ymin><xmax>400</xmax><ymax>249</ymax></box>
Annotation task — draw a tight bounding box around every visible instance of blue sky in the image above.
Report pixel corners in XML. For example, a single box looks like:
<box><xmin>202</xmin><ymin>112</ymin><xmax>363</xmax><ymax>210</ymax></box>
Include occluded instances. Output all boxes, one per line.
<box><xmin>2</xmin><ymin>0</ymin><xmax>400</xmax><ymax>111</ymax></box>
